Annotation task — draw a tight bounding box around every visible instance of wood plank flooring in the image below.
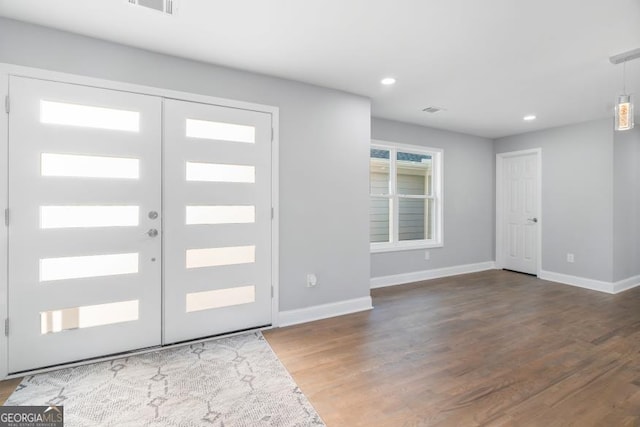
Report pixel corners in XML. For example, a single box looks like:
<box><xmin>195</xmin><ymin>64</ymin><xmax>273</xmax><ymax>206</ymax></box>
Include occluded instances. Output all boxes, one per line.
<box><xmin>2</xmin><ymin>270</ymin><xmax>640</xmax><ymax>426</ymax></box>
<box><xmin>0</xmin><ymin>378</ymin><xmax>20</xmax><ymax>405</ymax></box>
<box><xmin>264</xmin><ymin>270</ymin><xmax>640</xmax><ymax>426</ymax></box>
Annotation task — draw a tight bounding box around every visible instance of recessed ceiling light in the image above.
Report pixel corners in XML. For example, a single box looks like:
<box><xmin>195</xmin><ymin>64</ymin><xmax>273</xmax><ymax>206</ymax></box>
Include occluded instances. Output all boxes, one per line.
<box><xmin>523</xmin><ymin>115</ymin><xmax>537</xmax><ymax>121</ymax></box>
<box><xmin>381</xmin><ymin>77</ymin><xmax>396</xmax><ymax>85</ymax></box>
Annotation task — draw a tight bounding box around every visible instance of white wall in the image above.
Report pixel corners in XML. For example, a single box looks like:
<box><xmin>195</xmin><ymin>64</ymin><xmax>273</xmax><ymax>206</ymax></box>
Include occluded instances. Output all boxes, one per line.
<box><xmin>0</xmin><ymin>18</ymin><xmax>372</xmax><ymax>312</ymax></box>
<box><xmin>371</xmin><ymin>118</ymin><xmax>495</xmax><ymax>278</ymax></box>
<box><xmin>495</xmin><ymin>119</ymin><xmax>615</xmax><ymax>282</ymax></box>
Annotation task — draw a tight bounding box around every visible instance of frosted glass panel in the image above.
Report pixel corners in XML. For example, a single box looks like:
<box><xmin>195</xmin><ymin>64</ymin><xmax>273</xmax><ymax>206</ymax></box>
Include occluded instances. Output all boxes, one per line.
<box><xmin>41</xmin><ymin>153</ymin><xmax>139</xmax><ymax>179</ymax></box>
<box><xmin>186</xmin><ymin>286</ymin><xmax>255</xmax><ymax>313</ymax></box>
<box><xmin>41</xmin><ymin>206</ymin><xmax>139</xmax><ymax>229</ymax></box>
<box><xmin>186</xmin><ymin>119</ymin><xmax>255</xmax><ymax>143</ymax></box>
<box><xmin>40</xmin><ymin>300</ymin><xmax>139</xmax><ymax>334</ymax></box>
<box><xmin>40</xmin><ymin>100</ymin><xmax>140</xmax><ymax>132</ymax></box>
<box><xmin>40</xmin><ymin>253</ymin><xmax>139</xmax><ymax>282</ymax></box>
<box><xmin>186</xmin><ymin>206</ymin><xmax>255</xmax><ymax>225</ymax></box>
<box><xmin>186</xmin><ymin>245</ymin><xmax>255</xmax><ymax>269</ymax></box>
<box><xmin>185</xmin><ymin>162</ymin><xmax>255</xmax><ymax>183</ymax></box>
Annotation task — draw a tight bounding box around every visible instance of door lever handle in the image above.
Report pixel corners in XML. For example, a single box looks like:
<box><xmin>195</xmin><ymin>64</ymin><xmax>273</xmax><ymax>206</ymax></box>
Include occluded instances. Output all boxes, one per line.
<box><xmin>527</xmin><ymin>218</ymin><xmax>538</xmax><ymax>223</ymax></box>
<box><xmin>147</xmin><ymin>228</ymin><xmax>159</xmax><ymax>237</ymax></box>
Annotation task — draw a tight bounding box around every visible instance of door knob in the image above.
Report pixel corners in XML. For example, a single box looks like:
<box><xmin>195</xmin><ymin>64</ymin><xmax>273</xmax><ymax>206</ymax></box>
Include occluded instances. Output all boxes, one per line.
<box><xmin>527</xmin><ymin>218</ymin><xmax>538</xmax><ymax>223</ymax></box>
<box><xmin>147</xmin><ymin>228</ymin><xmax>159</xmax><ymax>237</ymax></box>
<box><xmin>148</xmin><ymin>211</ymin><xmax>158</xmax><ymax>220</ymax></box>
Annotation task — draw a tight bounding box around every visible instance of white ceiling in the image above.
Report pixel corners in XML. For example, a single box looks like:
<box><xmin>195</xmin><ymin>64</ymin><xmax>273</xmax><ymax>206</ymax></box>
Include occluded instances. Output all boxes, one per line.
<box><xmin>1</xmin><ymin>0</ymin><xmax>639</xmax><ymax>138</ymax></box>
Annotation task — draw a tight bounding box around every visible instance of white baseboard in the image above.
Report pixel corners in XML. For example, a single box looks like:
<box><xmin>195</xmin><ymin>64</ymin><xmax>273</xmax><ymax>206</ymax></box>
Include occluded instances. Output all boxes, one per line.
<box><xmin>538</xmin><ymin>270</ymin><xmax>614</xmax><ymax>294</ymax></box>
<box><xmin>613</xmin><ymin>274</ymin><xmax>640</xmax><ymax>293</ymax></box>
<box><xmin>277</xmin><ymin>296</ymin><xmax>373</xmax><ymax>328</ymax></box>
<box><xmin>370</xmin><ymin>261</ymin><xmax>497</xmax><ymax>289</ymax></box>
<box><xmin>539</xmin><ymin>271</ymin><xmax>640</xmax><ymax>294</ymax></box>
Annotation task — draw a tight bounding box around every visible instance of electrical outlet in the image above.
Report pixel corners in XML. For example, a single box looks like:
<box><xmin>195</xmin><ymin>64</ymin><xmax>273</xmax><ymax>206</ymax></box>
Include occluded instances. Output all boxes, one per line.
<box><xmin>306</xmin><ymin>273</ymin><xmax>318</xmax><ymax>287</ymax></box>
<box><xmin>424</xmin><ymin>250</ymin><xmax>430</xmax><ymax>260</ymax></box>
<box><xmin>567</xmin><ymin>253</ymin><xmax>575</xmax><ymax>263</ymax></box>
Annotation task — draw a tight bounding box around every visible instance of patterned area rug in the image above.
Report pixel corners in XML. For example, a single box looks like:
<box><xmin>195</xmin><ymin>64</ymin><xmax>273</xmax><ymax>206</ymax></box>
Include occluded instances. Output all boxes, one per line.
<box><xmin>4</xmin><ymin>332</ymin><xmax>324</xmax><ymax>427</ymax></box>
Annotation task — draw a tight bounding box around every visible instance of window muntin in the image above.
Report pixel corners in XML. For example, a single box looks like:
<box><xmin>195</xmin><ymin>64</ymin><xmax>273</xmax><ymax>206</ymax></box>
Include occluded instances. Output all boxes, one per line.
<box><xmin>370</xmin><ymin>141</ymin><xmax>442</xmax><ymax>251</ymax></box>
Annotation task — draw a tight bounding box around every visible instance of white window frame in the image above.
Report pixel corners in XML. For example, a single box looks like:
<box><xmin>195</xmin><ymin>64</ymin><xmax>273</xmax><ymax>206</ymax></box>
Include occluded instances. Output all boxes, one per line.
<box><xmin>370</xmin><ymin>140</ymin><xmax>443</xmax><ymax>253</ymax></box>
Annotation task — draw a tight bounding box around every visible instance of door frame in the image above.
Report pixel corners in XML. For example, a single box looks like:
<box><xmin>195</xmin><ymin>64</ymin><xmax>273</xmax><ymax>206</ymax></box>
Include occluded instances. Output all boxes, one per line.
<box><xmin>495</xmin><ymin>148</ymin><xmax>542</xmax><ymax>275</ymax></box>
<box><xmin>0</xmin><ymin>63</ymin><xmax>281</xmax><ymax>379</ymax></box>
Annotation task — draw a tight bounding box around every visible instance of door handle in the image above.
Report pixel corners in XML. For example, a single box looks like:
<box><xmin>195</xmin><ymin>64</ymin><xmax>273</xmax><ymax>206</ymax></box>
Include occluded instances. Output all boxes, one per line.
<box><xmin>527</xmin><ymin>218</ymin><xmax>538</xmax><ymax>223</ymax></box>
<box><xmin>147</xmin><ymin>228</ymin><xmax>159</xmax><ymax>237</ymax></box>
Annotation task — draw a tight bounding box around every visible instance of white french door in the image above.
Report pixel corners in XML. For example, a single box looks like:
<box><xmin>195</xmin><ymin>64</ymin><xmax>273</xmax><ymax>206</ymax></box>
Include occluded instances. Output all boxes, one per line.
<box><xmin>6</xmin><ymin>75</ymin><xmax>274</xmax><ymax>373</ymax></box>
<box><xmin>163</xmin><ymin>100</ymin><xmax>272</xmax><ymax>344</ymax></box>
<box><xmin>497</xmin><ymin>150</ymin><xmax>540</xmax><ymax>275</ymax></box>
<box><xmin>8</xmin><ymin>76</ymin><xmax>163</xmax><ymax>372</ymax></box>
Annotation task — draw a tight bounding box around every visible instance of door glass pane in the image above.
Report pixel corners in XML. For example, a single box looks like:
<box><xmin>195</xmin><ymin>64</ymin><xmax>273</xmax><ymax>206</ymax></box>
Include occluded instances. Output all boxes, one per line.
<box><xmin>40</xmin><ymin>253</ymin><xmax>139</xmax><ymax>282</ymax></box>
<box><xmin>397</xmin><ymin>151</ymin><xmax>432</xmax><ymax>196</ymax></box>
<box><xmin>186</xmin><ymin>286</ymin><xmax>255</xmax><ymax>313</ymax></box>
<box><xmin>40</xmin><ymin>100</ymin><xmax>140</xmax><ymax>132</ymax></box>
<box><xmin>40</xmin><ymin>206</ymin><xmax>139</xmax><ymax>229</ymax></box>
<box><xmin>41</xmin><ymin>153</ymin><xmax>140</xmax><ymax>179</ymax></box>
<box><xmin>185</xmin><ymin>245</ymin><xmax>255</xmax><ymax>269</ymax></box>
<box><xmin>370</xmin><ymin>148</ymin><xmax>390</xmax><ymax>195</ymax></box>
<box><xmin>398</xmin><ymin>197</ymin><xmax>433</xmax><ymax>241</ymax></box>
<box><xmin>186</xmin><ymin>119</ymin><xmax>255</xmax><ymax>143</ymax></box>
<box><xmin>185</xmin><ymin>206</ymin><xmax>255</xmax><ymax>225</ymax></box>
<box><xmin>185</xmin><ymin>162</ymin><xmax>255</xmax><ymax>183</ymax></box>
<box><xmin>40</xmin><ymin>300</ymin><xmax>139</xmax><ymax>334</ymax></box>
<box><xmin>370</xmin><ymin>196</ymin><xmax>391</xmax><ymax>243</ymax></box>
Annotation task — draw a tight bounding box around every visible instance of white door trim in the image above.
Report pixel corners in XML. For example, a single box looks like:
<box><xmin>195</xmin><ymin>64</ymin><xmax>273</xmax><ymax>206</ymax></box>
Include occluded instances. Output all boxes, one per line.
<box><xmin>0</xmin><ymin>71</ymin><xmax>8</xmax><ymax>380</ymax></box>
<box><xmin>495</xmin><ymin>148</ymin><xmax>542</xmax><ymax>275</ymax></box>
<box><xmin>0</xmin><ymin>63</ymin><xmax>280</xmax><ymax>379</ymax></box>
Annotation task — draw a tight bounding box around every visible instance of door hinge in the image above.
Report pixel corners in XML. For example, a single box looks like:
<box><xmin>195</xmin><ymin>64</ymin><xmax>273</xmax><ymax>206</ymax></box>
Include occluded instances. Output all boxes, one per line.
<box><xmin>271</xmin><ymin>207</ymin><xmax>274</xmax><ymax>220</ymax></box>
<box><xmin>4</xmin><ymin>318</ymin><xmax>8</xmax><ymax>337</ymax></box>
<box><xmin>4</xmin><ymin>208</ymin><xmax>8</xmax><ymax>227</ymax></box>
<box><xmin>271</xmin><ymin>286</ymin><xmax>274</xmax><ymax>298</ymax></box>
<box><xmin>4</xmin><ymin>95</ymin><xmax>8</xmax><ymax>114</ymax></box>
<box><xmin>271</xmin><ymin>127</ymin><xmax>274</xmax><ymax>142</ymax></box>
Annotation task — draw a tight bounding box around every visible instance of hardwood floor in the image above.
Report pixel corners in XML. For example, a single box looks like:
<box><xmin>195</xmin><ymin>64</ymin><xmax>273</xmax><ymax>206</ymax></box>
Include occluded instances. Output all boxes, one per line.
<box><xmin>0</xmin><ymin>378</ymin><xmax>20</xmax><ymax>405</ymax></box>
<box><xmin>3</xmin><ymin>270</ymin><xmax>640</xmax><ymax>426</ymax></box>
<box><xmin>264</xmin><ymin>270</ymin><xmax>640</xmax><ymax>426</ymax></box>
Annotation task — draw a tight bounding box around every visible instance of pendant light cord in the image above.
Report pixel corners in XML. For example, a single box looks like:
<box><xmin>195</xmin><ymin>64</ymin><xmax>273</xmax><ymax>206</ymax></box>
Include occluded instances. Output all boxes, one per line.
<box><xmin>623</xmin><ymin>60</ymin><xmax>627</xmax><ymax>94</ymax></box>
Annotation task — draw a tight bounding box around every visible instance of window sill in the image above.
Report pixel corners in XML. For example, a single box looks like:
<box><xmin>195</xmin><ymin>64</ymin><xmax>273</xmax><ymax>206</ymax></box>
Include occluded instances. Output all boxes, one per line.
<box><xmin>370</xmin><ymin>242</ymin><xmax>443</xmax><ymax>253</ymax></box>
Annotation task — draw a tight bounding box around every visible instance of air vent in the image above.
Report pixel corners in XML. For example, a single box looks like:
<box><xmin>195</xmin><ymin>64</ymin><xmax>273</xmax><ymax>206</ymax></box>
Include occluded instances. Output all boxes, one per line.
<box><xmin>128</xmin><ymin>0</ymin><xmax>175</xmax><ymax>15</ymax></box>
<box><xmin>422</xmin><ymin>106</ymin><xmax>445</xmax><ymax>114</ymax></box>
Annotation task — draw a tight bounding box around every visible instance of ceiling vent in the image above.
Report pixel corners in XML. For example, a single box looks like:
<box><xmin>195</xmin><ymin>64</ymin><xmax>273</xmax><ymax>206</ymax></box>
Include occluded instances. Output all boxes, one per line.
<box><xmin>422</xmin><ymin>106</ymin><xmax>445</xmax><ymax>114</ymax></box>
<box><xmin>128</xmin><ymin>0</ymin><xmax>175</xmax><ymax>15</ymax></box>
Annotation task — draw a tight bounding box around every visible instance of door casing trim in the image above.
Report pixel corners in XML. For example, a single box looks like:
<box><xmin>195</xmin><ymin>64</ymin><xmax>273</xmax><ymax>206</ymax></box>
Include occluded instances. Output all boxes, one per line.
<box><xmin>0</xmin><ymin>63</ymin><xmax>281</xmax><ymax>379</ymax></box>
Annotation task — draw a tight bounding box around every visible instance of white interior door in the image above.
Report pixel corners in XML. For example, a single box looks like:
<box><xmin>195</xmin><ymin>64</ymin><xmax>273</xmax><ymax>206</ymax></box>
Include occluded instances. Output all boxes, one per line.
<box><xmin>163</xmin><ymin>99</ymin><xmax>272</xmax><ymax>344</ymax></box>
<box><xmin>8</xmin><ymin>76</ymin><xmax>162</xmax><ymax>372</ymax></box>
<box><xmin>499</xmin><ymin>151</ymin><xmax>539</xmax><ymax>275</ymax></box>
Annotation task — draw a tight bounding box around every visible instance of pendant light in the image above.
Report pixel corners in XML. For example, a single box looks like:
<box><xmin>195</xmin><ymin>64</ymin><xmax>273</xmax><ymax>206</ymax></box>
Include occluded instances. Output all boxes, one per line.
<box><xmin>610</xmin><ymin>48</ymin><xmax>640</xmax><ymax>132</ymax></box>
<box><xmin>615</xmin><ymin>61</ymin><xmax>634</xmax><ymax>131</ymax></box>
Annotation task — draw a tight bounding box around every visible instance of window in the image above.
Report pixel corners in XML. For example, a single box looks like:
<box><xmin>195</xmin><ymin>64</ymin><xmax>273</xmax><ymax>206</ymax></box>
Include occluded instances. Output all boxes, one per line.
<box><xmin>370</xmin><ymin>141</ymin><xmax>443</xmax><ymax>252</ymax></box>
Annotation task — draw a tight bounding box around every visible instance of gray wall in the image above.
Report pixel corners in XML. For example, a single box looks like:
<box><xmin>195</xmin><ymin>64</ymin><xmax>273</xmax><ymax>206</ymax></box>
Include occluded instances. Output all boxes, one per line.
<box><xmin>0</xmin><ymin>18</ymin><xmax>372</xmax><ymax>311</ymax></box>
<box><xmin>371</xmin><ymin>118</ymin><xmax>495</xmax><ymax>278</ymax></box>
<box><xmin>495</xmin><ymin>119</ymin><xmax>615</xmax><ymax>282</ymax></box>
<box><xmin>613</xmin><ymin>125</ymin><xmax>640</xmax><ymax>281</ymax></box>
